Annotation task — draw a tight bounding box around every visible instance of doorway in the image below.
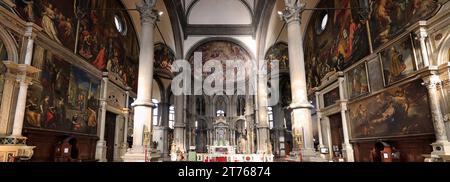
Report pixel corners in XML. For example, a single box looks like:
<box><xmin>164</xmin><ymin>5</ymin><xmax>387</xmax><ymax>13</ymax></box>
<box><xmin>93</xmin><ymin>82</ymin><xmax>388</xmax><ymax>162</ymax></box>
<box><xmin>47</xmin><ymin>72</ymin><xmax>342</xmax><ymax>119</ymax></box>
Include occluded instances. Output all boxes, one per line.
<box><xmin>105</xmin><ymin>112</ymin><xmax>117</xmax><ymax>162</ymax></box>
<box><xmin>329</xmin><ymin>113</ymin><xmax>344</xmax><ymax>160</ymax></box>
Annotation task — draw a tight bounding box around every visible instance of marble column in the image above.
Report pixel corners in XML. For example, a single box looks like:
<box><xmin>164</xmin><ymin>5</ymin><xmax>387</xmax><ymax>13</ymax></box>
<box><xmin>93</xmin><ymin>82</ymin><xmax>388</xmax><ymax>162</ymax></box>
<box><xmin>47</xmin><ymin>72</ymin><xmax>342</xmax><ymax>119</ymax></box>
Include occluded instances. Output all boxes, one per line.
<box><xmin>0</xmin><ymin>73</ymin><xmax>17</xmax><ymax>135</ymax></box>
<box><xmin>314</xmin><ymin>92</ymin><xmax>324</xmax><ymax>148</ymax></box>
<box><xmin>322</xmin><ymin>116</ymin><xmax>333</xmax><ymax>161</ymax></box>
<box><xmin>173</xmin><ymin>95</ymin><xmax>186</xmax><ymax>159</ymax></box>
<box><xmin>95</xmin><ymin>74</ymin><xmax>108</xmax><ymax>162</ymax></box>
<box><xmin>245</xmin><ymin>96</ymin><xmax>255</xmax><ymax>154</ymax></box>
<box><xmin>423</xmin><ymin>74</ymin><xmax>450</xmax><ymax>157</ymax></box>
<box><xmin>338</xmin><ymin>76</ymin><xmax>354</xmax><ymax>162</ymax></box>
<box><xmin>120</xmin><ymin>89</ymin><xmax>130</xmax><ymax>158</ymax></box>
<box><xmin>273</xmin><ymin>105</ymin><xmax>285</xmax><ymax>157</ymax></box>
<box><xmin>417</xmin><ymin>27</ymin><xmax>430</xmax><ymax>67</ymax></box>
<box><xmin>122</xmin><ymin>0</ymin><xmax>159</xmax><ymax>162</ymax></box>
<box><xmin>1</xmin><ymin>23</ymin><xmax>39</xmax><ymax>160</ymax></box>
<box><xmin>159</xmin><ymin>102</ymin><xmax>169</xmax><ymax>157</ymax></box>
<box><xmin>256</xmin><ymin>66</ymin><xmax>271</xmax><ymax>154</ymax></box>
<box><xmin>10</xmin><ymin>23</ymin><xmax>39</xmax><ymax>137</ymax></box>
<box><xmin>280</xmin><ymin>1</ymin><xmax>317</xmax><ymax>161</ymax></box>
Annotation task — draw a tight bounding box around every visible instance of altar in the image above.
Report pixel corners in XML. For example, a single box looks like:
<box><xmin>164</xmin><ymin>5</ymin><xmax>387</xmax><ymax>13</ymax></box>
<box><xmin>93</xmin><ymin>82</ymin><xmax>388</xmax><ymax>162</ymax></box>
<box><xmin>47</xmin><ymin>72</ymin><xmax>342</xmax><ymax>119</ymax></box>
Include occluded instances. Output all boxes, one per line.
<box><xmin>195</xmin><ymin>116</ymin><xmax>274</xmax><ymax>162</ymax></box>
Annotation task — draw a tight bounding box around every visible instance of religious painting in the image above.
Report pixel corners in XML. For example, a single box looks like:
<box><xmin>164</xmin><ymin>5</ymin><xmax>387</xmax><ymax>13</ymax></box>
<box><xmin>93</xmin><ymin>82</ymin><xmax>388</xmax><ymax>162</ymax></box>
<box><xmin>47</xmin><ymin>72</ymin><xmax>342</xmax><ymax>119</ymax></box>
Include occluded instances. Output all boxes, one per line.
<box><xmin>187</xmin><ymin>40</ymin><xmax>252</xmax><ymax>81</ymax></box>
<box><xmin>369</xmin><ymin>0</ymin><xmax>440</xmax><ymax>49</ymax></box>
<box><xmin>154</xmin><ymin>43</ymin><xmax>175</xmax><ymax>75</ymax></box>
<box><xmin>346</xmin><ymin>63</ymin><xmax>369</xmax><ymax>99</ymax></box>
<box><xmin>14</xmin><ymin>0</ymin><xmax>140</xmax><ymax>91</ymax></box>
<box><xmin>304</xmin><ymin>0</ymin><xmax>370</xmax><ymax>90</ymax></box>
<box><xmin>76</xmin><ymin>0</ymin><xmax>139</xmax><ymax>91</ymax></box>
<box><xmin>348</xmin><ymin>80</ymin><xmax>433</xmax><ymax>139</ymax></box>
<box><xmin>25</xmin><ymin>51</ymin><xmax>100</xmax><ymax>135</ymax></box>
<box><xmin>367</xmin><ymin>58</ymin><xmax>384</xmax><ymax>93</ymax></box>
<box><xmin>15</xmin><ymin>0</ymin><xmax>77</xmax><ymax>50</ymax></box>
<box><xmin>380</xmin><ymin>36</ymin><xmax>416</xmax><ymax>86</ymax></box>
<box><xmin>265</xmin><ymin>42</ymin><xmax>289</xmax><ymax>70</ymax></box>
<box><xmin>323</xmin><ymin>87</ymin><xmax>340</xmax><ymax>108</ymax></box>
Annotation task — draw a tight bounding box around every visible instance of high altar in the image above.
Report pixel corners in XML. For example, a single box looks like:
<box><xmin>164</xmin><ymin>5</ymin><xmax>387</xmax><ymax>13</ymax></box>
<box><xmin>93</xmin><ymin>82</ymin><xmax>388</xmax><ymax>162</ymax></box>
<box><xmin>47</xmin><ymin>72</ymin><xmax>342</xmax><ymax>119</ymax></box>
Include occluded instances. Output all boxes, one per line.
<box><xmin>196</xmin><ymin>116</ymin><xmax>274</xmax><ymax>162</ymax></box>
<box><xmin>207</xmin><ymin>116</ymin><xmax>235</xmax><ymax>157</ymax></box>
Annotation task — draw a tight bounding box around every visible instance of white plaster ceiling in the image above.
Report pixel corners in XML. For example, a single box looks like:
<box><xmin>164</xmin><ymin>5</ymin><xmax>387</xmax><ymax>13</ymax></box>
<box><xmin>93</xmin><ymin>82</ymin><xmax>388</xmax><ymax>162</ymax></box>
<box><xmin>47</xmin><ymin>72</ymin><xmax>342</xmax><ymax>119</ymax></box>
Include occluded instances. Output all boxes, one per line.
<box><xmin>188</xmin><ymin>0</ymin><xmax>252</xmax><ymax>25</ymax></box>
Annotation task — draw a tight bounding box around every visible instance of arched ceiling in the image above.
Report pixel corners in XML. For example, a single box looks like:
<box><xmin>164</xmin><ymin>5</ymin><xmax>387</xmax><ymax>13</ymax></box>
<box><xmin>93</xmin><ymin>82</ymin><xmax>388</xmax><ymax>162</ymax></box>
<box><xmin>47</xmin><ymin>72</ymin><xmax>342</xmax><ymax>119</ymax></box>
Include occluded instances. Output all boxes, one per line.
<box><xmin>188</xmin><ymin>0</ymin><xmax>252</xmax><ymax>25</ymax></box>
<box><xmin>168</xmin><ymin>0</ymin><xmax>266</xmax><ymax>37</ymax></box>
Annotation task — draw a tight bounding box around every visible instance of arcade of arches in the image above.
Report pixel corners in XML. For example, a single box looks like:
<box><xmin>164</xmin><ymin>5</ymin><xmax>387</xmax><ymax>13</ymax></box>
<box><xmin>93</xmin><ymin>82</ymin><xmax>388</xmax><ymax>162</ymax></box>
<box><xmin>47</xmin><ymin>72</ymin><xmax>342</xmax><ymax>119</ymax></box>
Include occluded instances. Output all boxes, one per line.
<box><xmin>0</xmin><ymin>0</ymin><xmax>450</xmax><ymax>162</ymax></box>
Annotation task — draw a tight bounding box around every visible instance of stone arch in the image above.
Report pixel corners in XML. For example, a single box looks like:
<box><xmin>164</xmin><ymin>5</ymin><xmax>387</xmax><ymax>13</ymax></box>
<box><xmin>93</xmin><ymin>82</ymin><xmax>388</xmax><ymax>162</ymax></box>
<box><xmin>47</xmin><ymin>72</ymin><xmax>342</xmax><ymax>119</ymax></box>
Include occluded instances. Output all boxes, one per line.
<box><xmin>0</xmin><ymin>25</ymin><xmax>19</xmax><ymax>63</ymax></box>
<box><xmin>436</xmin><ymin>33</ymin><xmax>450</xmax><ymax>65</ymax></box>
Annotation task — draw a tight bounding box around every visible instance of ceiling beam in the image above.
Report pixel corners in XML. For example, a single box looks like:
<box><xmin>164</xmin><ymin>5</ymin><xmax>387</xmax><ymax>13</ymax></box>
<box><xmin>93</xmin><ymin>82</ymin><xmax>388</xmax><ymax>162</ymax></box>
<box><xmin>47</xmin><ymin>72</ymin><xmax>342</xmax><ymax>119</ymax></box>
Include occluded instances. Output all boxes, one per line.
<box><xmin>185</xmin><ymin>24</ymin><xmax>255</xmax><ymax>36</ymax></box>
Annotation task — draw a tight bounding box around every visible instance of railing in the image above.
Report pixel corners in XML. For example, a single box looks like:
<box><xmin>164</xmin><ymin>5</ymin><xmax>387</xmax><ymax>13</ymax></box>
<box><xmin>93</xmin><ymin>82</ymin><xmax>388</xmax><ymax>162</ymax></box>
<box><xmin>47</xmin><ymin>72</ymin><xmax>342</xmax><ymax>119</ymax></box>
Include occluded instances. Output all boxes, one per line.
<box><xmin>196</xmin><ymin>153</ymin><xmax>274</xmax><ymax>162</ymax></box>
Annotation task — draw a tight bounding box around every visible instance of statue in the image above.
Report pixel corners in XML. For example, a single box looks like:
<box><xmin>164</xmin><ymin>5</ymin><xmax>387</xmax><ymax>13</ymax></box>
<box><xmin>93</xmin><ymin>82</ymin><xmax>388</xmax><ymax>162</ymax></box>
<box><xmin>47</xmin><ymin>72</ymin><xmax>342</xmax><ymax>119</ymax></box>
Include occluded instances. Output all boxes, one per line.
<box><xmin>170</xmin><ymin>142</ymin><xmax>177</xmax><ymax>161</ymax></box>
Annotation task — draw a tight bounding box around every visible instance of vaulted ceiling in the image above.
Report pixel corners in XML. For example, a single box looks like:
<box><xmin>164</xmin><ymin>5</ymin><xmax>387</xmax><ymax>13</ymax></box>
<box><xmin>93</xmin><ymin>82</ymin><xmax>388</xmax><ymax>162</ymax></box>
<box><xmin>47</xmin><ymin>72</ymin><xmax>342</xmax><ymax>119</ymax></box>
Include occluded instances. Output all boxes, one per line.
<box><xmin>167</xmin><ymin>0</ymin><xmax>268</xmax><ymax>37</ymax></box>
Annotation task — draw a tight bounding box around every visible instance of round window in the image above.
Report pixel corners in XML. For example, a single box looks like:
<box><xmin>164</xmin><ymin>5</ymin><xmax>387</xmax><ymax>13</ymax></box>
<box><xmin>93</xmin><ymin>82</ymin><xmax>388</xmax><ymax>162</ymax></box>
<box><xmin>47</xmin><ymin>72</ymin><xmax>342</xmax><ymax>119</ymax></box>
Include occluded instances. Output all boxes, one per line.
<box><xmin>114</xmin><ymin>14</ymin><xmax>127</xmax><ymax>36</ymax></box>
<box><xmin>315</xmin><ymin>11</ymin><xmax>328</xmax><ymax>35</ymax></box>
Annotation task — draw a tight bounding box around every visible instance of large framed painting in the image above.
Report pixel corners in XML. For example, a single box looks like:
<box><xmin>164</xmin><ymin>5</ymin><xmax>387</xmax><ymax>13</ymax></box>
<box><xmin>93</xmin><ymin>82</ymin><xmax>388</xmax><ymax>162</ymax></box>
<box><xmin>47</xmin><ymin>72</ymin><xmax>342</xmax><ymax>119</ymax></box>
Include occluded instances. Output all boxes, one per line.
<box><xmin>304</xmin><ymin>0</ymin><xmax>370</xmax><ymax>90</ymax></box>
<box><xmin>26</xmin><ymin>50</ymin><xmax>100</xmax><ymax>135</ymax></box>
<box><xmin>265</xmin><ymin>42</ymin><xmax>289</xmax><ymax>71</ymax></box>
<box><xmin>367</xmin><ymin>57</ymin><xmax>384</xmax><ymax>93</ymax></box>
<box><xmin>15</xmin><ymin>0</ymin><xmax>78</xmax><ymax>50</ymax></box>
<box><xmin>154</xmin><ymin>43</ymin><xmax>175</xmax><ymax>75</ymax></box>
<box><xmin>369</xmin><ymin>0</ymin><xmax>440</xmax><ymax>50</ymax></box>
<box><xmin>348</xmin><ymin>80</ymin><xmax>433</xmax><ymax>139</ymax></box>
<box><xmin>380</xmin><ymin>36</ymin><xmax>416</xmax><ymax>86</ymax></box>
<box><xmin>15</xmin><ymin>0</ymin><xmax>140</xmax><ymax>92</ymax></box>
<box><xmin>346</xmin><ymin>62</ymin><xmax>369</xmax><ymax>99</ymax></box>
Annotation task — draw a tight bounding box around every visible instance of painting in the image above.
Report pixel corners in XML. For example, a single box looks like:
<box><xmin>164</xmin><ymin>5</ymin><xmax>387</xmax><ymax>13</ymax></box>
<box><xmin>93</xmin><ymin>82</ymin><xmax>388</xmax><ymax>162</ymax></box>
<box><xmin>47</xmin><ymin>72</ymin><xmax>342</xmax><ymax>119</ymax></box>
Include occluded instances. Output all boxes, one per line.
<box><xmin>304</xmin><ymin>0</ymin><xmax>370</xmax><ymax>90</ymax></box>
<box><xmin>367</xmin><ymin>58</ymin><xmax>384</xmax><ymax>92</ymax></box>
<box><xmin>15</xmin><ymin>0</ymin><xmax>77</xmax><ymax>50</ymax></box>
<box><xmin>76</xmin><ymin>0</ymin><xmax>139</xmax><ymax>91</ymax></box>
<box><xmin>15</xmin><ymin>0</ymin><xmax>140</xmax><ymax>91</ymax></box>
<box><xmin>154</xmin><ymin>43</ymin><xmax>175</xmax><ymax>75</ymax></box>
<box><xmin>25</xmin><ymin>50</ymin><xmax>100</xmax><ymax>135</ymax></box>
<box><xmin>323</xmin><ymin>87</ymin><xmax>340</xmax><ymax>107</ymax></box>
<box><xmin>187</xmin><ymin>40</ymin><xmax>252</xmax><ymax>81</ymax></box>
<box><xmin>346</xmin><ymin>63</ymin><xmax>369</xmax><ymax>99</ymax></box>
<box><xmin>348</xmin><ymin>80</ymin><xmax>433</xmax><ymax>139</ymax></box>
<box><xmin>380</xmin><ymin>36</ymin><xmax>416</xmax><ymax>85</ymax></box>
<box><xmin>369</xmin><ymin>0</ymin><xmax>440</xmax><ymax>49</ymax></box>
<box><xmin>265</xmin><ymin>42</ymin><xmax>289</xmax><ymax>70</ymax></box>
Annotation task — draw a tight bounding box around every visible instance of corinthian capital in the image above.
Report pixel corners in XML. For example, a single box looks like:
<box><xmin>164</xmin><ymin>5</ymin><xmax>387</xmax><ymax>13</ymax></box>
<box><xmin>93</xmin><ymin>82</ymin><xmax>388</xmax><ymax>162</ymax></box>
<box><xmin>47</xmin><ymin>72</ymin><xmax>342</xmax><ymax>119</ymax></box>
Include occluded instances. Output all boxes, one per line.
<box><xmin>422</xmin><ymin>74</ymin><xmax>442</xmax><ymax>89</ymax></box>
<box><xmin>136</xmin><ymin>0</ymin><xmax>160</xmax><ymax>24</ymax></box>
<box><xmin>280</xmin><ymin>1</ymin><xmax>305</xmax><ymax>23</ymax></box>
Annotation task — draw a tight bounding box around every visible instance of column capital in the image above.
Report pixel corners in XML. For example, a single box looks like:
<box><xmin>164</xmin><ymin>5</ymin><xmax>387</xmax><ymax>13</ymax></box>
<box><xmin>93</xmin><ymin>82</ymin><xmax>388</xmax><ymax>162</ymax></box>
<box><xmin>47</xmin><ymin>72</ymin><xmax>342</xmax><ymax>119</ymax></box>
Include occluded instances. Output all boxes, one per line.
<box><xmin>422</xmin><ymin>74</ymin><xmax>442</xmax><ymax>90</ymax></box>
<box><xmin>415</xmin><ymin>27</ymin><xmax>428</xmax><ymax>40</ymax></box>
<box><xmin>131</xmin><ymin>99</ymin><xmax>155</xmax><ymax>108</ymax></box>
<box><xmin>288</xmin><ymin>102</ymin><xmax>313</xmax><ymax>110</ymax></box>
<box><xmin>280</xmin><ymin>1</ymin><xmax>306</xmax><ymax>24</ymax></box>
<box><xmin>136</xmin><ymin>0</ymin><xmax>160</xmax><ymax>24</ymax></box>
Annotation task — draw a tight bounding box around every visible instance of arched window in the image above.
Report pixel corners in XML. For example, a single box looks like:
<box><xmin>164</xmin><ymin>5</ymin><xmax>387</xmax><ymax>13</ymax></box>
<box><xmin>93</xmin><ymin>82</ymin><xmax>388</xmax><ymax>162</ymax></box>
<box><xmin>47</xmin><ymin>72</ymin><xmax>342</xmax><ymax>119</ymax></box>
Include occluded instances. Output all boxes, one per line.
<box><xmin>268</xmin><ymin>107</ymin><xmax>274</xmax><ymax>130</ymax></box>
<box><xmin>169</xmin><ymin>105</ymin><xmax>175</xmax><ymax>129</ymax></box>
<box><xmin>216</xmin><ymin>110</ymin><xmax>225</xmax><ymax>117</ymax></box>
<box><xmin>196</xmin><ymin>97</ymin><xmax>205</xmax><ymax>115</ymax></box>
<box><xmin>237</xmin><ymin>96</ymin><xmax>245</xmax><ymax>116</ymax></box>
<box><xmin>152</xmin><ymin>99</ymin><xmax>159</xmax><ymax>126</ymax></box>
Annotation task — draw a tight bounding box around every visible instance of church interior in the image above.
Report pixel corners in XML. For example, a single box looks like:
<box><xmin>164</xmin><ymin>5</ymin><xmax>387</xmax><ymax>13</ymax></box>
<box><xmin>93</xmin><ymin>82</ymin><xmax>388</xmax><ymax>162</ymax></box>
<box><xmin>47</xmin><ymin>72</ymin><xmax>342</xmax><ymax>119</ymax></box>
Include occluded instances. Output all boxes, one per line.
<box><xmin>0</xmin><ymin>0</ymin><xmax>450</xmax><ymax>162</ymax></box>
